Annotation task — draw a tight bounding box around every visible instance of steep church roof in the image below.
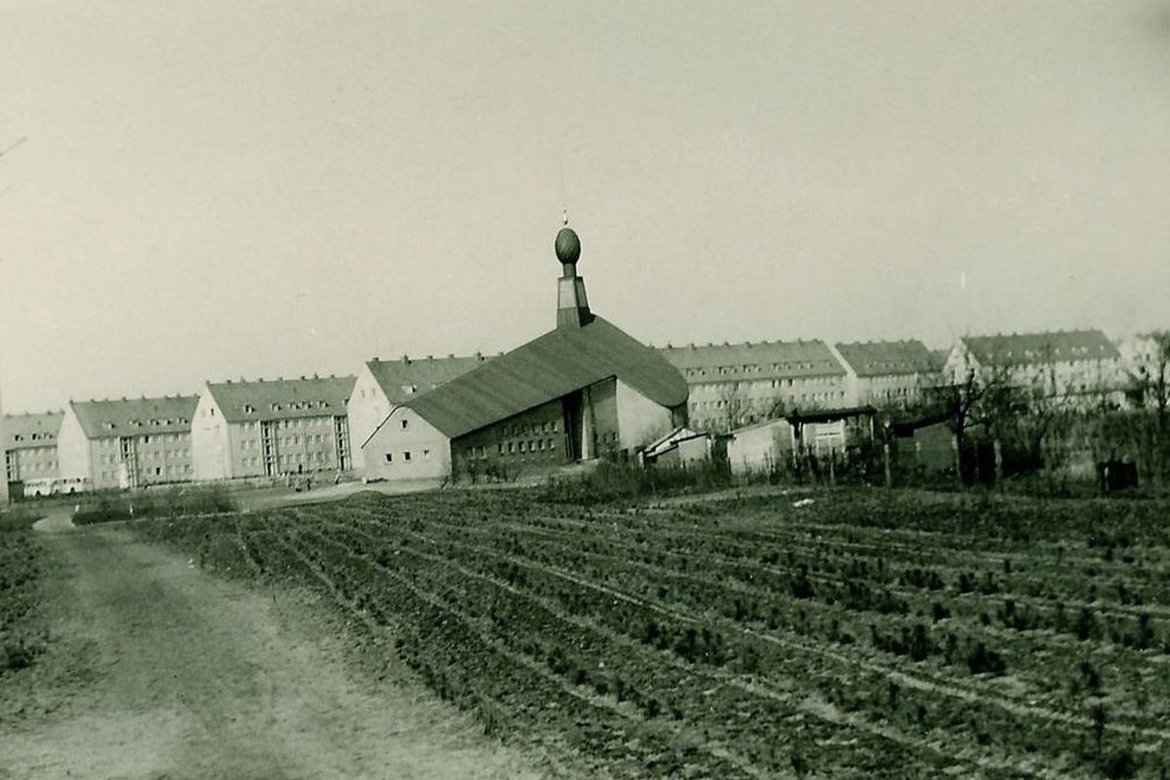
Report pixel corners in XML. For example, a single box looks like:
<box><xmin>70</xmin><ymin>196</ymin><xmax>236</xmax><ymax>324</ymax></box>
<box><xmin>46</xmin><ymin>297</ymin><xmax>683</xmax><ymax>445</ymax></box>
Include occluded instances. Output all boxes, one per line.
<box><xmin>401</xmin><ymin>315</ymin><xmax>689</xmax><ymax>440</ymax></box>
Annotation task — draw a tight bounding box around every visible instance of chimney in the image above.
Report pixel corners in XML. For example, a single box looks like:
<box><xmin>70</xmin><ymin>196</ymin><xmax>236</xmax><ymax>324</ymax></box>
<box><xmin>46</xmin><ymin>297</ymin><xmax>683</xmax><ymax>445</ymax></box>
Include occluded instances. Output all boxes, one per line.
<box><xmin>554</xmin><ymin>223</ymin><xmax>593</xmax><ymax>329</ymax></box>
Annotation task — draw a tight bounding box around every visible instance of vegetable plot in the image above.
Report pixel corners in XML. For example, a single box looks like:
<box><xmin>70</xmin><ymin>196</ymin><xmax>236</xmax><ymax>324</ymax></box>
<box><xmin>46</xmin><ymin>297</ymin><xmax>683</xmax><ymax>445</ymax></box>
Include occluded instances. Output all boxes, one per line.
<box><xmin>135</xmin><ymin>490</ymin><xmax>1170</xmax><ymax>778</ymax></box>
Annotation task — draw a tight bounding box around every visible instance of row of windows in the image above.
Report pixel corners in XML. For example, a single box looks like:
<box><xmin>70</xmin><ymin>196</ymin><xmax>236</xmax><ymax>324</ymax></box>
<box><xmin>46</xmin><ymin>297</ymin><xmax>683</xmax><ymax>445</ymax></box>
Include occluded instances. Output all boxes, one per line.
<box><xmin>6</xmin><ymin>459</ymin><xmax>58</xmax><ymax>474</ymax></box>
<box><xmin>690</xmin><ymin>390</ymin><xmax>847</xmax><ymax>410</ymax></box>
<box><xmin>502</xmin><ymin>420</ymin><xmax>560</xmax><ymax>437</ymax></box>
<box><xmin>383</xmin><ymin>449</ymin><xmax>431</xmax><ymax>464</ymax></box>
<box><xmin>242</xmin><ymin>434</ymin><xmax>330</xmax><ymax>449</ymax></box>
<box><xmin>683</xmin><ymin>361</ymin><xmax>832</xmax><ymax>378</ymax></box>
<box><xmin>10</xmin><ymin>432</ymin><xmax>53</xmax><ymax>442</ymax></box>
<box><xmin>690</xmin><ymin>376</ymin><xmax>842</xmax><ymax>395</ymax></box>
<box><xmin>245</xmin><ymin>452</ymin><xmax>332</xmax><ymax>468</ymax></box>
<box><xmin>97</xmin><ymin>433</ymin><xmax>189</xmax><ymax>447</ymax></box>
<box><xmin>100</xmin><ymin>449</ymin><xmax>189</xmax><ymax>464</ymax></box>
<box><xmin>99</xmin><ymin>464</ymin><xmax>192</xmax><ymax>480</ymax></box>
<box><xmin>100</xmin><ymin>417</ymin><xmax>189</xmax><ymax>431</ymax></box>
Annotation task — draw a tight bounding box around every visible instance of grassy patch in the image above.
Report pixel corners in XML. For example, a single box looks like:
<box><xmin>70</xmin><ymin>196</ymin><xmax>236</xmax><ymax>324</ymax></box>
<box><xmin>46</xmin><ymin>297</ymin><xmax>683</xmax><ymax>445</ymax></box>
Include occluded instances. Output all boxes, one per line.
<box><xmin>0</xmin><ymin>531</ymin><xmax>47</xmax><ymax>676</ymax></box>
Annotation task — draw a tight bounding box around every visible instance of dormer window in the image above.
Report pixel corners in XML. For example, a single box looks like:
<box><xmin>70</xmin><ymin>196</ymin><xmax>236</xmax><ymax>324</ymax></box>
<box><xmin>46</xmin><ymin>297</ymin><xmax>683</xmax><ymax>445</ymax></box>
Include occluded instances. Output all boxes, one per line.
<box><xmin>243</xmin><ymin>404</ymin><xmax>256</xmax><ymax>414</ymax></box>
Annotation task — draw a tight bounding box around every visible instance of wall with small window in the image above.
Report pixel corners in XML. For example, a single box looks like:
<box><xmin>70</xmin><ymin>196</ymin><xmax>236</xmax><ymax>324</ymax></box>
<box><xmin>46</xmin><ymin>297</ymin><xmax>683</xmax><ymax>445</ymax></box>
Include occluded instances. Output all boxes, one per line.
<box><xmin>361</xmin><ymin>407</ymin><xmax>450</xmax><ymax>482</ymax></box>
<box><xmin>449</xmin><ymin>396</ymin><xmax>569</xmax><ymax>480</ymax></box>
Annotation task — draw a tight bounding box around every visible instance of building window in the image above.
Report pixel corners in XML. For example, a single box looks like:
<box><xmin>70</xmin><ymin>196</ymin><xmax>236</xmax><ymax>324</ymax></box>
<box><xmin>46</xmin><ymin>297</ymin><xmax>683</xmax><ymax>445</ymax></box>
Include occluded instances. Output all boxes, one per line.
<box><xmin>401</xmin><ymin>418</ymin><xmax>409</xmax><ymax>430</ymax></box>
<box><xmin>384</xmin><ymin>453</ymin><xmax>393</xmax><ymax>463</ymax></box>
<box><xmin>423</xmin><ymin>449</ymin><xmax>430</xmax><ymax>460</ymax></box>
<box><xmin>403</xmin><ymin>451</ymin><xmax>412</xmax><ymax>462</ymax></box>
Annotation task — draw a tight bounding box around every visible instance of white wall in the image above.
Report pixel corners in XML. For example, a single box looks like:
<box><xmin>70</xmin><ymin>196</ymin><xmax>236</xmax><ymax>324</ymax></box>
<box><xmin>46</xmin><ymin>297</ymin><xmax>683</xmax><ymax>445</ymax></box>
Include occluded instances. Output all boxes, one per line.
<box><xmin>56</xmin><ymin>406</ymin><xmax>92</xmax><ymax>483</ymax></box>
<box><xmin>726</xmin><ymin>419</ymin><xmax>794</xmax><ymax>476</ymax></box>
<box><xmin>190</xmin><ymin>389</ymin><xmax>229</xmax><ymax>481</ymax></box>
<box><xmin>615</xmin><ymin>380</ymin><xmax>674</xmax><ymax>452</ymax></box>
<box><xmin>346</xmin><ymin>365</ymin><xmax>391</xmax><ymax>471</ymax></box>
<box><xmin>362</xmin><ymin>407</ymin><xmax>451</xmax><ymax>482</ymax></box>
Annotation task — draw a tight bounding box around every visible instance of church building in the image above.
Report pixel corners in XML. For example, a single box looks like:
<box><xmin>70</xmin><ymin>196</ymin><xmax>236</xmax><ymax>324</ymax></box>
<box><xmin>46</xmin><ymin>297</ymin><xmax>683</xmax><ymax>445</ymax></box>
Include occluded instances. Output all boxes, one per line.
<box><xmin>361</xmin><ymin>225</ymin><xmax>689</xmax><ymax>482</ymax></box>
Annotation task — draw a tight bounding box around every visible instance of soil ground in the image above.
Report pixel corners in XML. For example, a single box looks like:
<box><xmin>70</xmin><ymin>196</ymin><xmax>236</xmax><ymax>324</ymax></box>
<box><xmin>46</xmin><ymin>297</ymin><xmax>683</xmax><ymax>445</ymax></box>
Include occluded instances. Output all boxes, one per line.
<box><xmin>1</xmin><ymin>514</ymin><xmax>547</xmax><ymax>780</ymax></box>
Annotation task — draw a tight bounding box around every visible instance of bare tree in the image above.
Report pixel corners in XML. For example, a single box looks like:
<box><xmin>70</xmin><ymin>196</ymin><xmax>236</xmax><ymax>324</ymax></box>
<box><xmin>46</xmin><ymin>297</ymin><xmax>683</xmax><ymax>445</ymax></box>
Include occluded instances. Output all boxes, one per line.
<box><xmin>1126</xmin><ymin>332</ymin><xmax>1170</xmax><ymax>485</ymax></box>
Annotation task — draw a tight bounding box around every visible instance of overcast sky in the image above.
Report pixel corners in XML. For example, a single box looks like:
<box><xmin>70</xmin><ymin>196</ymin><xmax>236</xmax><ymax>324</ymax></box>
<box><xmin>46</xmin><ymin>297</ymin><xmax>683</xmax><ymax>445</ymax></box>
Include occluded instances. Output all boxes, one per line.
<box><xmin>1</xmin><ymin>1</ymin><xmax>1168</xmax><ymax>412</ymax></box>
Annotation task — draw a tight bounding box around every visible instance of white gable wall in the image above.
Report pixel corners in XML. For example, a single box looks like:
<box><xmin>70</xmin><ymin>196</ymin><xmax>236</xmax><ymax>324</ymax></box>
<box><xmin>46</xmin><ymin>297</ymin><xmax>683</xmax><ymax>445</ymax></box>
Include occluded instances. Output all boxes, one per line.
<box><xmin>191</xmin><ymin>389</ymin><xmax>230</xmax><ymax>481</ymax></box>
<box><xmin>362</xmin><ymin>407</ymin><xmax>451</xmax><ymax>482</ymax></box>
<box><xmin>56</xmin><ymin>405</ymin><xmax>93</xmax><ymax>483</ymax></box>
<box><xmin>726</xmin><ymin>419</ymin><xmax>795</xmax><ymax>476</ymax></box>
<box><xmin>347</xmin><ymin>365</ymin><xmax>392</xmax><ymax>472</ymax></box>
<box><xmin>616</xmin><ymin>380</ymin><xmax>675</xmax><ymax>452</ymax></box>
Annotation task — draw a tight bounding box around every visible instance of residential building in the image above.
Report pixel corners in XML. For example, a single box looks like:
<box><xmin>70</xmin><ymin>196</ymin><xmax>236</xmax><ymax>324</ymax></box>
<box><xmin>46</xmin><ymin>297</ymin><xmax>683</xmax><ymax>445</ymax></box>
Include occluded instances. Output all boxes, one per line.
<box><xmin>4</xmin><ymin>411</ymin><xmax>63</xmax><ymax>488</ymax></box>
<box><xmin>1117</xmin><ymin>331</ymin><xmax>1169</xmax><ymax>409</ymax></box>
<box><xmin>832</xmin><ymin>340</ymin><xmax>938</xmax><ymax>409</ymax></box>
<box><xmin>943</xmin><ymin>329</ymin><xmax>1125</xmax><ymax>407</ymax></box>
<box><xmin>191</xmin><ymin>375</ymin><xmax>356</xmax><ymax>481</ymax></box>
<box><xmin>57</xmin><ymin>396</ymin><xmax>199</xmax><ymax>490</ymax></box>
<box><xmin>347</xmin><ymin>354</ymin><xmax>488</xmax><ymax>470</ymax></box>
<box><xmin>362</xmin><ymin>225</ymin><xmax>689</xmax><ymax>483</ymax></box>
<box><xmin>657</xmin><ymin>339</ymin><xmax>850</xmax><ymax>432</ymax></box>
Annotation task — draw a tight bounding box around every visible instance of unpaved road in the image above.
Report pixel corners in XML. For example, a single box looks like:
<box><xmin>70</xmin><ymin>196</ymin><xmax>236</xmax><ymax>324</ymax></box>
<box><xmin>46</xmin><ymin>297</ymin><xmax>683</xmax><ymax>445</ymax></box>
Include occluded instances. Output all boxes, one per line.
<box><xmin>1</xmin><ymin>522</ymin><xmax>544</xmax><ymax>780</ymax></box>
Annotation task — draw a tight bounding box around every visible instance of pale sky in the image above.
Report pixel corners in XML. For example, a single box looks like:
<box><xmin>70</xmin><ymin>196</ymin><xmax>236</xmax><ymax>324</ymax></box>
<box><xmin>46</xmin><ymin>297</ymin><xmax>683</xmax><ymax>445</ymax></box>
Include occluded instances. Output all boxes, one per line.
<box><xmin>1</xmin><ymin>1</ymin><xmax>1168</xmax><ymax>413</ymax></box>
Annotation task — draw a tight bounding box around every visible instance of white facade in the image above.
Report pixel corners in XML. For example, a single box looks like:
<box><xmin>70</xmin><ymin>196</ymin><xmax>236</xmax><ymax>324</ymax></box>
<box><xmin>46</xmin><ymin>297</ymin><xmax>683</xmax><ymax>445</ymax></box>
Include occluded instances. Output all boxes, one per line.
<box><xmin>56</xmin><ymin>406</ymin><xmax>92</xmax><ymax>484</ymax></box>
<box><xmin>191</xmin><ymin>389</ymin><xmax>230</xmax><ymax>481</ymax></box>
<box><xmin>726</xmin><ymin>419</ymin><xmax>796</xmax><ymax>476</ymax></box>
<box><xmin>347</xmin><ymin>366</ymin><xmax>391</xmax><ymax>471</ymax></box>
<box><xmin>945</xmin><ymin>338</ymin><xmax>1124</xmax><ymax>407</ymax></box>
<box><xmin>362</xmin><ymin>406</ymin><xmax>451</xmax><ymax>482</ymax></box>
<box><xmin>616</xmin><ymin>379</ymin><xmax>676</xmax><ymax>452</ymax></box>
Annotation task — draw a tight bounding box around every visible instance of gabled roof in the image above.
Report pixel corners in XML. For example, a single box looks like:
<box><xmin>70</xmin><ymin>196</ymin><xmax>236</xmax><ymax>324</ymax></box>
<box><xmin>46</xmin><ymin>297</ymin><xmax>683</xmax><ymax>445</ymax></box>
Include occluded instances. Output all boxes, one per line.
<box><xmin>962</xmin><ymin>330</ymin><xmax>1119</xmax><ymax>368</ymax></box>
<box><xmin>834</xmin><ymin>340</ymin><xmax>935</xmax><ymax>377</ymax></box>
<box><xmin>657</xmin><ymin>340</ymin><xmax>845</xmax><ymax>381</ymax></box>
<box><xmin>70</xmin><ymin>396</ymin><xmax>199</xmax><ymax>439</ymax></box>
<box><xmin>365</xmin><ymin>355</ymin><xmax>488</xmax><ymax>404</ymax></box>
<box><xmin>206</xmin><ymin>375</ymin><xmax>356</xmax><ymax>423</ymax></box>
<box><xmin>3</xmin><ymin>412</ymin><xmax>64</xmax><ymax>450</ymax></box>
<box><xmin>401</xmin><ymin>316</ymin><xmax>688</xmax><ymax>439</ymax></box>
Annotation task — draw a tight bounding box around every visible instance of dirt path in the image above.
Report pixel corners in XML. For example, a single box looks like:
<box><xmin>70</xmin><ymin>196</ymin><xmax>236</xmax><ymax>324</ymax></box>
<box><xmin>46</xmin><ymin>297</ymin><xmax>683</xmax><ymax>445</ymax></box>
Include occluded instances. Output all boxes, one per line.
<box><xmin>0</xmin><ymin>525</ymin><xmax>545</xmax><ymax>780</ymax></box>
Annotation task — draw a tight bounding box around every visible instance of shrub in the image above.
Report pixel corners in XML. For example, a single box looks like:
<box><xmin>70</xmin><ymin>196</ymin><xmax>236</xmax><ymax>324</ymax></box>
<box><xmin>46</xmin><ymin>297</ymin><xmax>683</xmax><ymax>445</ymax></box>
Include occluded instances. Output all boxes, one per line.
<box><xmin>540</xmin><ymin>459</ymin><xmax>732</xmax><ymax>506</ymax></box>
<box><xmin>72</xmin><ymin>486</ymin><xmax>237</xmax><ymax>525</ymax></box>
